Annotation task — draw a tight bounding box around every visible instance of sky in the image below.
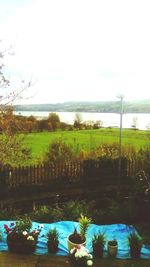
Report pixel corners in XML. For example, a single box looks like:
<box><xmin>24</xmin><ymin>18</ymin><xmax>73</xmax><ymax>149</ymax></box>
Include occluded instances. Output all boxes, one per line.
<box><xmin>0</xmin><ymin>0</ymin><xmax>150</xmax><ymax>104</ymax></box>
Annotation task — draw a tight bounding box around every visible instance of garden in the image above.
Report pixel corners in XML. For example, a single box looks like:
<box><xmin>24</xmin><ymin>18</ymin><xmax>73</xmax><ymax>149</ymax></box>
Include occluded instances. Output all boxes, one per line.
<box><xmin>0</xmin><ymin>198</ymin><xmax>150</xmax><ymax>267</ymax></box>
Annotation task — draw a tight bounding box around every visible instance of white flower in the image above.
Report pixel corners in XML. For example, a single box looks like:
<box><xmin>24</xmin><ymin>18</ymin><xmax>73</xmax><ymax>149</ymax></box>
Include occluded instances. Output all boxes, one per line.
<box><xmin>27</xmin><ymin>235</ymin><xmax>34</xmax><ymax>241</ymax></box>
<box><xmin>75</xmin><ymin>250</ymin><xmax>81</xmax><ymax>258</ymax></box>
<box><xmin>87</xmin><ymin>259</ymin><xmax>93</xmax><ymax>266</ymax></box>
<box><xmin>75</xmin><ymin>246</ymin><xmax>89</xmax><ymax>258</ymax></box>
<box><xmin>70</xmin><ymin>248</ymin><xmax>76</xmax><ymax>254</ymax></box>
<box><xmin>22</xmin><ymin>231</ymin><xmax>28</xmax><ymax>236</ymax></box>
<box><xmin>87</xmin><ymin>254</ymin><xmax>93</xmax><ymax>259</ymax></box>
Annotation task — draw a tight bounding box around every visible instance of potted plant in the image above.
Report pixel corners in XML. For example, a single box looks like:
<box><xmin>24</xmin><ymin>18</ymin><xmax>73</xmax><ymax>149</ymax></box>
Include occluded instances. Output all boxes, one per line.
<box><xmin>107</xmin><ymin>239</ymin><xmax>118</xmax><ymax>257</ymax></box>
<box><xmin>68</xmin><ymin>215</ymin><xmax>92</xmax><ymax>252</ymax></box>
<box><xmin>4</xmin><ymin>216</ymin><xmax>43</xmax><ymax>254</ymax></box>
<box><xmin>92</xmin><ymin>232</ymin><xmax>106</xmax><ymax>258</ymax></box>
<box><xmin>47</xmin><ymin>227</ymin><xmax>59</xmax><ymax>253</ymax></box>
<box><xmin>128</xmin><ymin>232</ymin><xmax>143</xmax><ymax>258</ymax></box>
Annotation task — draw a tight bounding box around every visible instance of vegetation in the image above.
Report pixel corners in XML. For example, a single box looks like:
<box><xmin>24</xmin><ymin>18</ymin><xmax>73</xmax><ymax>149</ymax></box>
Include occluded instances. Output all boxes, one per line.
<box><xmin>0</xmin><ymin>43</ymin><xmax>31</xmax><ymax>167</ymax></box>
<box><xmin>68</xmin><ymin>215</ymin><xmax>91</xmax><ymax>246</ymax></box>
<box><xmin>79</xmin><ymin>215</ymin><xmax>92</xmax><ymax>240</ymax></box>
<box><xmin>21</xmin><ymin>128</ymin><xmax>150</xmax><ymax>165</ymax></box>
<box><xmin>14</xmin><ymin>99</ymin><xmax>150</xmax><ymax>113</ymax></box>
<box><xmin>44</xmin><ymin>139</ymin><xmax>75</xmax><ymax>164</ymax></box>
<box><xmin>92</xmin><ymin>232</ymin><xmax>106</xmax><ymax>258</ymax></box>
<box><xmin>128</xmin><ymin>232</ymin><xmax>143</xmax><ymax>258</ymax></box>
<box><xmin>47</xmin><ymin>227</ymin><xmax>59</xmax><ymax>253</ymax></box>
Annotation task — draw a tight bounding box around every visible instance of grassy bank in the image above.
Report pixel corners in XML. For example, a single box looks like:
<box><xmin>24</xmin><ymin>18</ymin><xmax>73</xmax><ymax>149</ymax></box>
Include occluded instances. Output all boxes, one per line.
<box><xmin>24</xmin><ymin>128</ymin><xmax>150</xmax><ymax>165</ymax></box>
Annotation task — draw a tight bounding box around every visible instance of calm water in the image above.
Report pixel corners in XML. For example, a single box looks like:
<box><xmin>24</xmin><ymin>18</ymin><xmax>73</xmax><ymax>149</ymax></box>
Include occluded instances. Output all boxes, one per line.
<box><xmin>14</xmin><ymin>111</ymin><xmax>150</xmax><ymax>130</ymax></box>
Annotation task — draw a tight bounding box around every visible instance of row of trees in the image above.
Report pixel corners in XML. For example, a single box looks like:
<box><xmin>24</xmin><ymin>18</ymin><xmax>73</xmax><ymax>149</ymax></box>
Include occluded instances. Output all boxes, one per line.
<box><xmin>0</xmin><ymin>108</ymin><xmax>103</xmax><ymax>134</ymax></box>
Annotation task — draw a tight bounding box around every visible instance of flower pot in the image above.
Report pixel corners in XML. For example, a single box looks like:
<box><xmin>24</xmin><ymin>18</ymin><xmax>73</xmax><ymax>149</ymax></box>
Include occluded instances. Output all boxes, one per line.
<box><xmin>130</xmin><ymin>246</ymin><xmax>141</xmax><ymax>259</ymax></box>
<box><xmin>47</xmin><ymin>241</ymin><xmax>58</xmax><ymax>254</ymax></box>
<box><xmin>107</xmin><ymin>241</ymin><xmax>118</xmax><ymax>258</ymax></box>
<box><xmin>93</xmin><ymin>245</ymin><xmax>104</xmax><ymax>258</ymax></box>
<box><xmin>67</xmin><ymin>234</ymin><xmax>86</xmax><ymax>253</ymax></box>
<box><xmin>7</xmin><ymin>238</ymin><xmax>36</xmax><ymax>254</ymax></box>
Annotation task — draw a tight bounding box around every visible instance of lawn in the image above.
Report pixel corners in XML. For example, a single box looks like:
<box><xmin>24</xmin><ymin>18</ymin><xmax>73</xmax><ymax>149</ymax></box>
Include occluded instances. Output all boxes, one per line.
<box><xmin>24</xmin><ymin>128</ymin><xmax>150</xmax><ymax>164</ymax></box>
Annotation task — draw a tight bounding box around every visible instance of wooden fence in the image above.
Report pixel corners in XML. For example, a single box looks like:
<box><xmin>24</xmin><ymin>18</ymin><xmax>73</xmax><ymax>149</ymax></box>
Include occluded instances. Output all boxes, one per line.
<box><xmin>0</xmin><ymin>157</ymin><xmax>140</xmax><ymax>192</ymax></box>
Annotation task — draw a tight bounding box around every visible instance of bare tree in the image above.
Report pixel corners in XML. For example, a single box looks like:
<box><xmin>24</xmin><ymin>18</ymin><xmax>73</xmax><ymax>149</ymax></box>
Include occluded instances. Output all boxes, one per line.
<box><xmin>131</xmin><ymin>116</ymin><xmax>138</xmax><ymax>130</ymax></box>
<box><xmin>0</xmin><ymin>41</ymin><xmax>31</xmax><ymax>166</ymax></box>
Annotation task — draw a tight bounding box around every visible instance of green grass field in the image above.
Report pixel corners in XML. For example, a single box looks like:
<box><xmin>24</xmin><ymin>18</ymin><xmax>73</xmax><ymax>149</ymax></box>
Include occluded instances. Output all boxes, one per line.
<box><xmin>24</xmin><ymin>128</ymin><xmax>150</xmax><ymax>165</ymax></box>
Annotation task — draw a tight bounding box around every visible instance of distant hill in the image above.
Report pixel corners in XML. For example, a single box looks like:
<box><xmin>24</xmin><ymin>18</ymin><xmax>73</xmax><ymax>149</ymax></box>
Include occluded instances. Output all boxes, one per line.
<box><xmin>13</xmin><ymin>100</ymin><xmax>150</xmax><ymax>113</ymax></box>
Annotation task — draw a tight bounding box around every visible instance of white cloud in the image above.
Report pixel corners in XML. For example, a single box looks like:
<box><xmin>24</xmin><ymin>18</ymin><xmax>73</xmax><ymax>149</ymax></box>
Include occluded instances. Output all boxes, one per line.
<box><xmin>1</xmin><ymin>0</ymin><xmax>150</xmax><ymax>103</ymax></box>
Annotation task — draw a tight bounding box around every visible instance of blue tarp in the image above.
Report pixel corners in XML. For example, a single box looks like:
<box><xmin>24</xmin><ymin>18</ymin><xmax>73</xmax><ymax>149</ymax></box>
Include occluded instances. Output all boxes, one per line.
<box><xmin>0</xmin><ymin>221</ymin><xmax>150</xmax><ymax>258</ymax></box>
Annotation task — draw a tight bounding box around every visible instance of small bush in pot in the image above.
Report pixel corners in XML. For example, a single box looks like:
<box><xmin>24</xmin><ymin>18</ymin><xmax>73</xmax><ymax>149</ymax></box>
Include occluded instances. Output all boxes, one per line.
<box><xmin>68</xmin><ymin>215</ymin><xmax>92</xmax><ymax>252</ymax></box>
<box><xmin>47</xmin><ymin>227</ymin><xmax>59</xmax><ymax>253</ymax></box>
<box><xmin>128</xmin><ymin>232</ymin><xmax>143</xmax><ymax>258</ymax></box>
<box><xmin>92</xmin><ymin>232</ymin><xmax>106</xmax><ymax>258</ymax></box>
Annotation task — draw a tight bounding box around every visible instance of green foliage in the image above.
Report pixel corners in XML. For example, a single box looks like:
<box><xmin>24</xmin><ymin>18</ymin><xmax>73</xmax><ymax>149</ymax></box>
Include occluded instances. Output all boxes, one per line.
<box><xmin>23</xmin><ymin>129</ymin><xmax>149</xmax><ymax>165</ymax></box>
<box><xmin>128</xmin><ymin>232</ymin><xmax>143</xmax><ymax>249</ymax></box>
<box><xmin>63</xmin><ymin>200</ymin><xmax>94</xmax><ymax>221</ymax></box>
<box><xmin>44</xmin><ymin>139</ymin><xmax>75</xmax><ymax>163</ymax></box>
<box><xmin>46</xmin><ymin>227</ymin><xmax>59</xmax><ymax>243</ymax></box>
<box><xmin>0</xmin><ymin>208</ymin><xmax>20</xmax><ymax>220</ymax></box>
<box><xmin>47</xmin><ymin>113</ymin><xmax>60</xmax><ymax>131</ymax></box>
<box><xmin>79</xmin><ymin>215</ymin><xmax>92</xmax><ymax>239</ymax></box>
<box><xmin>92</xmin><ymin>232</ymin><xmax>106</xmax><ymax>247</ymax></box>
<box><xmin>29</xmin><ymin>205</ymin><xmax>64</xmax><ymax>223</ymax></box>
<box><xmin>0</xmin><ymin>134</ymin><xmax>31</xmax><ymax>167</ymax></box>
<box><xmin>137</xmin><ymin>146</ymin><xmax>150</xmax><ymax>173</ymax></box>
<box><xmin>14</xmin><ymin>216</ymin><xmax>32</xmax><ymax>233</ymax></box>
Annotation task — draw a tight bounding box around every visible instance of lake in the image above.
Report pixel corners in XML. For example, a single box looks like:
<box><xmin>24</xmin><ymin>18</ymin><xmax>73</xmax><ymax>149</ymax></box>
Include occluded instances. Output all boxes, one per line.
<box><xmin>14</xmin><ymin>111</ymin><xmax>150</xmax><ymax>130</ymax></box>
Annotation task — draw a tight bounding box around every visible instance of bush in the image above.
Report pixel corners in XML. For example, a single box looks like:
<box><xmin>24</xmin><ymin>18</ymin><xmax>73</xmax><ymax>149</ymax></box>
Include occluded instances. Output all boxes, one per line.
<box><xmin>29</xmin><ymin>205</ymin><xmax>64</xmax><ymax>223</ymax></box>
<box><xmin>63</xmin><ymin>200</ymin><xmax>95</xmax><ymax>221</ymax></box>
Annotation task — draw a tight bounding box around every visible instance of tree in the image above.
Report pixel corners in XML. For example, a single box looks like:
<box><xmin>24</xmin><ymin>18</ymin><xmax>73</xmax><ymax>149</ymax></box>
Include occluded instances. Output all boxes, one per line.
<box><xmin>74</xmin><ymin>113</ymin><xmax>82</xmax><ymax>129</ymax></box>
<box><xmin>93</xmin><ymin>120</ymin><xmax>103</xmax><ymax>129</ymax></box>
<box><xmin>0</xmin><ymin>41</ymin><xmax>32</xmax><ymax>105</ymax></box>
<box><xmin>0</xmin><ymin>42</ymin><xmax>31</xmax><ymax>166</ymax></box>
<box><xmin>47</xmin><ymin>113</ymin><xmax>60</xmax><ymax>131</ymax></box>
<box><xmin>0</xmin><ymin>134</ymin><xmax>31</xmax><ymax>167</ymax></box>
<box><xmin>131</xmin><ymin>116</ymin><xmax>138</xmax><ymax>130</ymax></box>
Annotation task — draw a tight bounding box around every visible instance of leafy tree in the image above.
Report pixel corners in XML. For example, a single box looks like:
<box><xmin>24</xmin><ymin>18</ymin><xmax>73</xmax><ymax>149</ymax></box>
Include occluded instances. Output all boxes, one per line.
<box><xmin>47</xmin><ymin>113</ymin><xmax>60</xmax><ymax>131</ymax></box>
<box><xmin>0</xmin><ymin>134</ymin><xmax>31</xmax><ymax>167</ymax></box>
<box><xmin>93</xmin><ymin>120</ymin><xmax>103</xmax><ymax>129</ymax></box>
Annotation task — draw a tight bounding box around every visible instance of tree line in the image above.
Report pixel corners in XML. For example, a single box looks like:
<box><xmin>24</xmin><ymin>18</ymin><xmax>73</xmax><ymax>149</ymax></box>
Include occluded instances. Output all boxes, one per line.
<box><xmin>0</xmin><ymin>108</ymin><xmax>103</xmax><ymax>134</ymax></box>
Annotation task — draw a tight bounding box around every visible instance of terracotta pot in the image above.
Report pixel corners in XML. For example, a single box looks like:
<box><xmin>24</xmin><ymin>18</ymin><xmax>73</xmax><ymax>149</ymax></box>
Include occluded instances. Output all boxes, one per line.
<box><xmin>67</xmin><ymin>235</ymin><xmax>86</xmax><ymax>253</ymax></box>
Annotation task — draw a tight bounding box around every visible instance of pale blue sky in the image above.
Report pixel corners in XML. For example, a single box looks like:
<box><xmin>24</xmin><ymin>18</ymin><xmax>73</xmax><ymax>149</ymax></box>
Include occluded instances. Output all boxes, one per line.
<box><xmin>0</xmin><ymin>0</ymin><xmax>150</xmax><ymax>104</ymax></box>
